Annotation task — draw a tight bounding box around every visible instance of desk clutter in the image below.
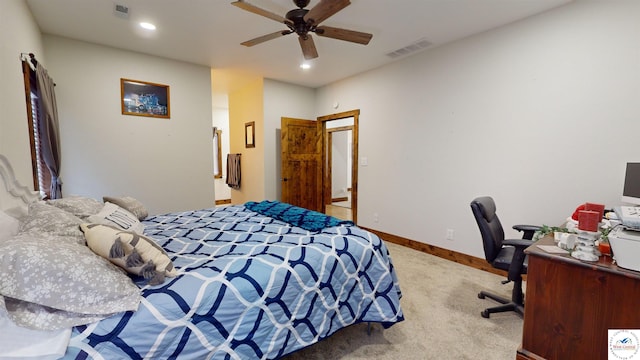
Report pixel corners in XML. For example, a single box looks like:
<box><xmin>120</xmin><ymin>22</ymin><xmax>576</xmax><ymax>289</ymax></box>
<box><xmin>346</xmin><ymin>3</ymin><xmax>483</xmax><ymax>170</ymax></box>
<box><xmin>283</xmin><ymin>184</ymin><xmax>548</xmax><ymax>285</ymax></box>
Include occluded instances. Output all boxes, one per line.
<box><xmin>537</xmin><ymin>201</ymin><xmax>640</xmax><ymax>271</ymax></box>
<box><xmin>538</xmin><ymin>202</ymin><xmax>614</xmax><ymax>263</ymax></box>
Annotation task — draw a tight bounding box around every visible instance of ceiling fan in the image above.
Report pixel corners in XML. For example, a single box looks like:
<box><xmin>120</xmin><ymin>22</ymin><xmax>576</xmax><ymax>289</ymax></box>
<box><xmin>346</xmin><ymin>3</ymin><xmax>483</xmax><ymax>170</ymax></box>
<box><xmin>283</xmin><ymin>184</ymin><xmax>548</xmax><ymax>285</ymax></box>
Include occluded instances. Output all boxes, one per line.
<box><xmin>231</xmin><ymin>0</ymin><xmax>373</xmax><ymax>60</ymax></box>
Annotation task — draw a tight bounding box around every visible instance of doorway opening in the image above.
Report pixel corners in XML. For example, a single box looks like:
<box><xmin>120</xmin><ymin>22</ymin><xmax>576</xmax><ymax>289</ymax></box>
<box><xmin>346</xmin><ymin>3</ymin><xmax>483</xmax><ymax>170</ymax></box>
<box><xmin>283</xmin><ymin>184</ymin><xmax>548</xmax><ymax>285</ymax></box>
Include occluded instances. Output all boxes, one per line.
<box><xmin>319</xmin><ymin>110</ymin><xmax>359</xmax><ymax>224</ymax></box>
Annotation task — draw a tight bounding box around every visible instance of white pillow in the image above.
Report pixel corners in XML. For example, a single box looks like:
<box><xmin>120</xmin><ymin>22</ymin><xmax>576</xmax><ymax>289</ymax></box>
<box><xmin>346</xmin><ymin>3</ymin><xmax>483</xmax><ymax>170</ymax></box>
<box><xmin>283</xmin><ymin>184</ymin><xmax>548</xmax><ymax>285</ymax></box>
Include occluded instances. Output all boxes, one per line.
<box><xmin>87</xmin><ymin>202</ymin><xmax>144</xmax><ymax>234</ymax></box>
<box><xmin>0</xmin><ymin>309</ymin><xmax>71</xmax><ymax>359</ymax></box>
<box><xmin>0</xmin><ymin>211</ymin><xmax>20</xmax><ymax>242</ymax></box>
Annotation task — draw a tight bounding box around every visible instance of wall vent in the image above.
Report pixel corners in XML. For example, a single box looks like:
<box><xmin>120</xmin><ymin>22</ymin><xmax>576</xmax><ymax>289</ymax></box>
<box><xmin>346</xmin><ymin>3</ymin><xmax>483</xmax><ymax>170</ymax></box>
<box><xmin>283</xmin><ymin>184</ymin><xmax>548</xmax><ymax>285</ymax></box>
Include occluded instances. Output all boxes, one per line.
<box><xmin>386</xmin><ymin>38</ymin><xmax>432</xmax><ymax>59</ymax></box>
<box><xmin>114</xmin><ymin>4</ymin><xmax>130</xmax><ymax>19</ymax></box>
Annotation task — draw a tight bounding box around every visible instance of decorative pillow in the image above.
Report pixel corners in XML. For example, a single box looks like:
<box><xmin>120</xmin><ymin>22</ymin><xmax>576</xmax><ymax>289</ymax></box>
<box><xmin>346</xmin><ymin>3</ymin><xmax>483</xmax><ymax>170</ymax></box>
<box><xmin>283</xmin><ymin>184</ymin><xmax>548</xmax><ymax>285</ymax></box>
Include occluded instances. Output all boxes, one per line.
<box><xmin>87</xmin><ymin>202</ymin><xmax>145</xmax><ymax>234</ymax></box>
<box><xmin>47</xmin><ymin>196</ymin><xmax>103</xmax><ymax>219</ymax></box>
<box><xmin>81</xmin><ymin>223</ymin><xmax>178</xmax><ymax>285</ymax></box>
<box><xmin>103</xmin><ymin>196</ymin><xmax>149</xmax><ymax>220</ymax></box>
<box><xmin>19</xmin><ymin>202</ymin><xmax>85</xmax><ymax>245</ymax></box>
<box><xmin>0</xmin><ymin>211</ymin><xmax>20</xmax><ymax>242</ymax></box>
<box><xmin>0</xmin><ymin>232</ymin><xmax>141</xmax><ymax>330</ymax></box>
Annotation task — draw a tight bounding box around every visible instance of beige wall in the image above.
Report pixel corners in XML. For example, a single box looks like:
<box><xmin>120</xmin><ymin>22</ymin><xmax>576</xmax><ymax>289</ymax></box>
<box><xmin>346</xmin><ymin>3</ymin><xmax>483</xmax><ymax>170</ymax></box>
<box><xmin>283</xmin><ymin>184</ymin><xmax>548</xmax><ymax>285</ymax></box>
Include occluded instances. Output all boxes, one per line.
<box><xmin>224</xmin><ymin>78</ymin><xmax>315</xmax><ymax>204</ymax></box>
<box><xmin>229</xmin><ymin>78</ymin><xmax>264</xmax><ymax>204</ymax></box>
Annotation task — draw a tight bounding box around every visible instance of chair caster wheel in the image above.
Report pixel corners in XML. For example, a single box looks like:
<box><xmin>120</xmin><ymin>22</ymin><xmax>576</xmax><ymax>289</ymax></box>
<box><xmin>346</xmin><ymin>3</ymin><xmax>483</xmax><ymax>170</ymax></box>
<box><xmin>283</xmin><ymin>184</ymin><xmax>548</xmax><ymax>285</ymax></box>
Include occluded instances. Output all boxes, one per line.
<box><xmin>481</xmin><ymin>310</ymin><xmax>490</xmax><ymax>318</ymax></box>
<box><xmin>478</xmin><ymin>293</ymin><xmax>485</xmax><ymax>299</ymax></box>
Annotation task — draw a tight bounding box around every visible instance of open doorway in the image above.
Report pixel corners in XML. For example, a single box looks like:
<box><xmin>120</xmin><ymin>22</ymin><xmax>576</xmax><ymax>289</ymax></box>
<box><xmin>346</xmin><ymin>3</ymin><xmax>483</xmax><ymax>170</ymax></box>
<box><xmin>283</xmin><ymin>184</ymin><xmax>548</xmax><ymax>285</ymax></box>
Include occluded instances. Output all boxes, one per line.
<box><xmin>325</xmin><ymin>121</ymin><xmax>353</xmax><ymax>221</ymax></box>
<box><xmin>280</xmin><ymin>110</ymin><xmax>359</xmax><ymax>223</ymax></box>
<box><xmin>319</xmin><ymin>110</ymin><xmax>359</xmax><ymax>223</ymax></box>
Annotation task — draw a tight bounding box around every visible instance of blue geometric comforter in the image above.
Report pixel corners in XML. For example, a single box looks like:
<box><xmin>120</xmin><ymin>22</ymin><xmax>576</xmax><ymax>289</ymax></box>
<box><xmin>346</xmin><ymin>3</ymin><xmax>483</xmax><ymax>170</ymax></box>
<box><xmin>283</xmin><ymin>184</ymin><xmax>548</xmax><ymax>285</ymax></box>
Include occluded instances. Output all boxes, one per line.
<box><xmin>64</xmin><ymin>205</ymin><xmax>404</xmax><ymax>359</ymax></box>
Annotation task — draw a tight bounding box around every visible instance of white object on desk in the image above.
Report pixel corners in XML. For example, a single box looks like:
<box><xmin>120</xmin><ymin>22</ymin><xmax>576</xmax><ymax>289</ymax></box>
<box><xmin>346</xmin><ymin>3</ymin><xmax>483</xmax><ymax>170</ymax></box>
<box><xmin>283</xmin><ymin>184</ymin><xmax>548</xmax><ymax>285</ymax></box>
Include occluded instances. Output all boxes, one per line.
<box><xmin>608</xmin><ymin>227</ymin><xmax>640</xmax><ymax>271</ymax></box>
<box><xmin>555</xmin><ymin>232</ymin><xmax>576</xmax><ymax>250</ymax></box>
<box><xmin>614</xmin><ymin>206</ymin><xmax>640</xmax><ymax>229</ymax></box>
<box><xmin>571</xmin><ymin>250</ymin><xmax>599</xmax><ymax>262</ymax></box>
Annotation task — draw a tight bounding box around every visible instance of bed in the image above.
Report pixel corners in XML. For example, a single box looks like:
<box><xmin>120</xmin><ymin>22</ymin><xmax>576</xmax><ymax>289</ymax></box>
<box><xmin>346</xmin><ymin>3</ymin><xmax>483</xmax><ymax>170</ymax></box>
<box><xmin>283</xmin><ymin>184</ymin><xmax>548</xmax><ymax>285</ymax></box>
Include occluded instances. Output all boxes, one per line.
<box><xmin>0</xmin><ymin>154</ymin><xmax>404</xmax><ymax>359</ymax></box>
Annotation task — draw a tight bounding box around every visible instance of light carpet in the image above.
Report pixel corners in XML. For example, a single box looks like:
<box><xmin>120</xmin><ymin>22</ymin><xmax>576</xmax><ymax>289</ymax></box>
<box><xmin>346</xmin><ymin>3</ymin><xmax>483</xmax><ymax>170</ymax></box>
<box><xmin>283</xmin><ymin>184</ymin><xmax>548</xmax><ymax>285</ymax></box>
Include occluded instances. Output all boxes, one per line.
<box><xmin>283</xmin><ymin>242</ymin><xmax>523</xmax><ymax>360</ymax></box>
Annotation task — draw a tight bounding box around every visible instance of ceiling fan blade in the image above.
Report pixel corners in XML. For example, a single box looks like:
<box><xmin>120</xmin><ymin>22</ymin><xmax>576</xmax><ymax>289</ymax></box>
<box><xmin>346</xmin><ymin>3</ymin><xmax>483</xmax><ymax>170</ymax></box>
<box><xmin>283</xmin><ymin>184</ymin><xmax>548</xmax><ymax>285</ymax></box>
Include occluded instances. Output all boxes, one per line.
<box><xmin>303</xmin><ymin>0</ymin><xmax>351</xmax><ymax>25</ymax></box>
<box><xmin>241</xmin><ymin>30</ymin><xmax>292</xmax><ymax>47</ymax></box>
<box><xmin>299</xmin><ymin>35</ymin><xmax>319</xmax><ymax>60</ymax></box>
<box><xmin>231</xmin><ymin>0</ymin><xmax>292</xmax><ymax>25</ymax></box>
<box><xmin>315</xmin><ymin>26</ymin><xmax>372</xmax><ymax>45</ymax></box>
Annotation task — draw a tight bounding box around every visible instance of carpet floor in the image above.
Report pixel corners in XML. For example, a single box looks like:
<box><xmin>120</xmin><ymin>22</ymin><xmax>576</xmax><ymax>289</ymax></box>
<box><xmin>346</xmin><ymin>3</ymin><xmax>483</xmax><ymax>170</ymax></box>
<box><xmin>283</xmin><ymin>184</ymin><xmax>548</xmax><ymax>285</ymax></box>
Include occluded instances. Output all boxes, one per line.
<box><xmin>282</xmin><ymin>242</ymin><xmax>524</xmax><ymax>360</ymax></box>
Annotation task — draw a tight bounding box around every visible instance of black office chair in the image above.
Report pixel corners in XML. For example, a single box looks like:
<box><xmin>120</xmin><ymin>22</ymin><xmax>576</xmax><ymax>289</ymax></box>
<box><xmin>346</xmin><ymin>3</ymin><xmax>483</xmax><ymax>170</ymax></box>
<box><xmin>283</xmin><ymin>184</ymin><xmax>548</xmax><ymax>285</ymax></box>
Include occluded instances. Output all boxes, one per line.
<box><xmin>470</xmin><ymin>196</ymin><xmax>541</xmax><ymax>318</ymax></box>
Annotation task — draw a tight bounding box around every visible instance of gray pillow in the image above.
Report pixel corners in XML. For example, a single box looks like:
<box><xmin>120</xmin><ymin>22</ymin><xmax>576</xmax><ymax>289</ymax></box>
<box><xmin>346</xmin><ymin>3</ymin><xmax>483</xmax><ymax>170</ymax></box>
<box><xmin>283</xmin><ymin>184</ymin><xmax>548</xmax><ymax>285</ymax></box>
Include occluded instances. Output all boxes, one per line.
<box><xmin>19</xmin><ymin>202</ymin><xmax>85</xmax><ymax>245</ymax></box>
<box><xmin>47</xmin><ymin>196</ymin><xmax>103</xmax><ymax>219</ymax></box>
<box><xmin>0</xmin><ymin>232</ymin><xmax>141</xmax><ymax>330</ymax></box>
<box><xmin>103</xmin><ymin>196</ymin><xmax>149</xmax><ymax>220</ymax></box>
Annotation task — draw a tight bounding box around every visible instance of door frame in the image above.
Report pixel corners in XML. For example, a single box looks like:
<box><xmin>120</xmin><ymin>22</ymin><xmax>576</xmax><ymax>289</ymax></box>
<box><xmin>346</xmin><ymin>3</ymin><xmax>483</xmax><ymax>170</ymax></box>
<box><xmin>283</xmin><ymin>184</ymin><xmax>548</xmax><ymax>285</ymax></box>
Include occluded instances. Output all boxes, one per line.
<box><xmin>318</xmin><ymin>109</ymin><xmax>359</xmax><ymax>224</ymax></box>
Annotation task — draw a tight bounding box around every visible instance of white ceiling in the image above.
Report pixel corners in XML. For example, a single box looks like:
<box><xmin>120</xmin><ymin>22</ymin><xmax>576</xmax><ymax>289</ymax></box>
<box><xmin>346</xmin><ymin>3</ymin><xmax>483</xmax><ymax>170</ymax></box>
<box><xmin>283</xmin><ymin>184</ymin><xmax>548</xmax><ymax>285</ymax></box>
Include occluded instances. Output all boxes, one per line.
<box><xmin>26</xmin><ymin>0</ymin><xmax>572</xmax><ymax>91</ymax></box>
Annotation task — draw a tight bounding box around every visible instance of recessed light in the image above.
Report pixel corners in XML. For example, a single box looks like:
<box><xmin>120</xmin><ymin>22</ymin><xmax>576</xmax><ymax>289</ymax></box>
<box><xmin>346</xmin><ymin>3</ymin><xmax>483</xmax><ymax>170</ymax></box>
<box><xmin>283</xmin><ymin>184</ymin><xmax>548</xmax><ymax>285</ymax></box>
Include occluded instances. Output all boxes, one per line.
<box><xmin>300</xmin><ymin>63</ymin><xmax>311</xmax><ymax>70</ymax></box>
<box><xmin>140</xmin><ymin>22</ymin><xmax>156</xmax><ymax>30</ymax></box>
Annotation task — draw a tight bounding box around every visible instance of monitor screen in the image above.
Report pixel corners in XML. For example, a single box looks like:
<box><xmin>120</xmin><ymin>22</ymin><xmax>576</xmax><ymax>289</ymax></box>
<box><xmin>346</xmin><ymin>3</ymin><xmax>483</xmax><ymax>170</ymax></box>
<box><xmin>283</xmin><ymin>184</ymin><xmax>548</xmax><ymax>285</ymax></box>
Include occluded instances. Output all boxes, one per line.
<box><xmin>622</xmin><ymin>163</ymin><xmax>640</xmax><ymax>205</ymax></box>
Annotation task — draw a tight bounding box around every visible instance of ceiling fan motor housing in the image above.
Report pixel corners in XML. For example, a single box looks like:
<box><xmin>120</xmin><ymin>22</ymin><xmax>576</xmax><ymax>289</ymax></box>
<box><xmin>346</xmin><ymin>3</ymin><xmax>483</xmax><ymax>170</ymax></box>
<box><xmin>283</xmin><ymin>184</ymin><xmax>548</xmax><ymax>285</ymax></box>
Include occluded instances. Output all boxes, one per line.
<box><xmin>293</xmin><ymin>0</ymin><xmax>311</xmax><ymax>8</ymax></box>
<box><xmin>286</xmin><ymin>8</ymin><xmax>313</xmax><ymax>36</ymax></box>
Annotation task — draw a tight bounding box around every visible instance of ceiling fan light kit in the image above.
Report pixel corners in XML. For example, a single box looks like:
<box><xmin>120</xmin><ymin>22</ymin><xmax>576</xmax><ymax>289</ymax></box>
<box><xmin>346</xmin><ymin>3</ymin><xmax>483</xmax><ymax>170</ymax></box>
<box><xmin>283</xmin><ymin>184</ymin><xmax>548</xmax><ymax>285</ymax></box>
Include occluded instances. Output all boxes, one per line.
<box><xmin>232</xmin><ymin>0</ymin><xmax>373</xmax><ymax>60</ymax></box>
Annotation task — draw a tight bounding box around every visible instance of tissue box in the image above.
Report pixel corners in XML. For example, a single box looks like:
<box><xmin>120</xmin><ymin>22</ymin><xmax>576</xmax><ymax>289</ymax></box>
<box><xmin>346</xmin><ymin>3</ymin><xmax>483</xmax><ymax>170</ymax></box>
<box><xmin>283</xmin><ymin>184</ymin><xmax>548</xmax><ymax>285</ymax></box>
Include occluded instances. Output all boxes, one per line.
<box><xmin>608</xmin><ymin>228</ymin><xmax>640</xmax><ymax>272</ymax></box>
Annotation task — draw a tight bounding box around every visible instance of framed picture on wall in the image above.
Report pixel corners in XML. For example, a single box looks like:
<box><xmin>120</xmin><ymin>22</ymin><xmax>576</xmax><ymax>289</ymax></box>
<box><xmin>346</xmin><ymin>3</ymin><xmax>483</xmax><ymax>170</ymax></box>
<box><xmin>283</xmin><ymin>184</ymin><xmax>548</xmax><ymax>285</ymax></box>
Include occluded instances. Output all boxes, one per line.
<box><xmin>120</xmin><ymin>78</ymin><xmax>170</xmax><ymax>118</ymax></box>
<box><xmin>245</xmin><ymin>121</ymin><xmax>255</xmax><ymax>148</ymax></box>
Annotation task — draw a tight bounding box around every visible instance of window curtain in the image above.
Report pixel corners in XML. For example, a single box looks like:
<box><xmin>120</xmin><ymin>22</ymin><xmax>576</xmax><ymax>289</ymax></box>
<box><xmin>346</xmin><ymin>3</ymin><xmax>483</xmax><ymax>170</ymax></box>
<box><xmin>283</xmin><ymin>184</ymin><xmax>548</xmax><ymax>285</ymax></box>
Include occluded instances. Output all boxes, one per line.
<box><xmin>35</xmin><ymin>63</ymin><xmax>62</xmax><ymax>199</ymax></box>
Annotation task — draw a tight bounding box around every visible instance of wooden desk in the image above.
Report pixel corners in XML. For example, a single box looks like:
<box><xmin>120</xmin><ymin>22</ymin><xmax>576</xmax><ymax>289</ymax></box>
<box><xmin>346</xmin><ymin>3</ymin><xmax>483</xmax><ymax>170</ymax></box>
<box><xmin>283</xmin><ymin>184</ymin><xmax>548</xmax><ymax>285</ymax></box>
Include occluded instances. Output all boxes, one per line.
<box><xmin>517</xmin><ymin>236</ymin><xmax>640</xmax><ymax>360</ymax></box>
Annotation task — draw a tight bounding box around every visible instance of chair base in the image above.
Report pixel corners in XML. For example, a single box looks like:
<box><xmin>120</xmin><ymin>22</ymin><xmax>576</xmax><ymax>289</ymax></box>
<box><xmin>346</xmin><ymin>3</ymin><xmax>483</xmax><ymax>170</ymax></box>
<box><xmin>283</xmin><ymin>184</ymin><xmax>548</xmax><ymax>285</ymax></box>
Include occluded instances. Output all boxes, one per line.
<box><xmin>478</xmin><ymin>290</ymin><xmax>524</xmax><ymax>318</ymax></box>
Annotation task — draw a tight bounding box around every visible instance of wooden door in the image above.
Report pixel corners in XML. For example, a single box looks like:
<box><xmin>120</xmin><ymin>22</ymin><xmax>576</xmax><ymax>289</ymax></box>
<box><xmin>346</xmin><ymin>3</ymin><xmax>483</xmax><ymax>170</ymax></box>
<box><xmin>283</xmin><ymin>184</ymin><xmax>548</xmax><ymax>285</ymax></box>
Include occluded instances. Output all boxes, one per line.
<box><xmin>281</xmin><ymin>117</ymin><xmax>322</xmax><ymax>212</ymax></box>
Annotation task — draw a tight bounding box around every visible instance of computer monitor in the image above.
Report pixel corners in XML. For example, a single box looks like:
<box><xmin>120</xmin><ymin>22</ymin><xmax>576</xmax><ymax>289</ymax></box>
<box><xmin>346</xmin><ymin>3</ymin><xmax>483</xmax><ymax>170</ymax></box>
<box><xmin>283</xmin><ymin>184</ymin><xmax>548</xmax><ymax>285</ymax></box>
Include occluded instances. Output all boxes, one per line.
<box><xmin>622</xmin><ymin>163</ymin><xmax>640</xmax><ymax>205</ymax></box>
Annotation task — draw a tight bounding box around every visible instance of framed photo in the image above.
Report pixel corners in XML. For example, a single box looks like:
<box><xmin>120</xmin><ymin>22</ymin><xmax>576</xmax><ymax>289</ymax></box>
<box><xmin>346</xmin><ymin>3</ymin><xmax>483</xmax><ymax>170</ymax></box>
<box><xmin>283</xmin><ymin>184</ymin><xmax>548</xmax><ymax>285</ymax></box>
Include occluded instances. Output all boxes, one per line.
<box><xmin>245</xmin><ymin>121</ymin><xmax>255</xmax><ymax>148</ymax></box>
<box><xmin>120</xmin><ymin>78</ymin><xmax>170</xmax><ymax>118</ymax></box>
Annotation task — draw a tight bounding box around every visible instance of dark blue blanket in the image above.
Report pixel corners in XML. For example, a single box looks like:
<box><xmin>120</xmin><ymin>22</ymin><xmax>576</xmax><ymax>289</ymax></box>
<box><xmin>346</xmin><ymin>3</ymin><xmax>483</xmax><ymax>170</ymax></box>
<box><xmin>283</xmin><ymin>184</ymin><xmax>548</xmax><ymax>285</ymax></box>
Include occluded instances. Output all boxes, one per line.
<box><xmin>245</xmin><ymin>200</ymin><xmax>354</xmax><ymax>231</ymax></box>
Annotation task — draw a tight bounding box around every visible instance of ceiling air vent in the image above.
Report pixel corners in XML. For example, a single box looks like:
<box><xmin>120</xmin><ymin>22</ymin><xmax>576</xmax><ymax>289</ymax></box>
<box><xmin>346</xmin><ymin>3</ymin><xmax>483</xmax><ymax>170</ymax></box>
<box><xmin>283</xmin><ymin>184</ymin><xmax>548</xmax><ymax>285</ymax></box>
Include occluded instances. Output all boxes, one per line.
<box><xmin>114</xmin><ymin>4</ymin><xmax>130</xmax><ymax>19</ymax></box>
<box><xmin>386</xmin><ymin>38</ymin><xmax>432</xmax><ymax>59</ymax></box>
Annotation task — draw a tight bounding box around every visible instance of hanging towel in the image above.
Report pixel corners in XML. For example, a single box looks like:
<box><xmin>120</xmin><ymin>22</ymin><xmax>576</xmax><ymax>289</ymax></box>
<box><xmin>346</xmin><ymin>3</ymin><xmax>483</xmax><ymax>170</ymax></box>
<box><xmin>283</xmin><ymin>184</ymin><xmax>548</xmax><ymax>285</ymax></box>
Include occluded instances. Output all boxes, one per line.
<box><xmin>226</xmin><ymin>154</ymin><xmax>241</xmax><ymax>189</ymax></box>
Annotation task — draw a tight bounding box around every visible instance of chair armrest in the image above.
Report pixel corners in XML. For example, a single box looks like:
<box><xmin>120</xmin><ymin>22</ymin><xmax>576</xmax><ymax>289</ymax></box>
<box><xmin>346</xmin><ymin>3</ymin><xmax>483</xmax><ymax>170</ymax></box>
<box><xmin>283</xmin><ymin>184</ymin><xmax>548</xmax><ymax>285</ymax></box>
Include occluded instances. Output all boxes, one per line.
<box><xmin>513</xmin><ymin>224</ymin><xmax>542</xmax><ymax>240</ymax></box>
<box><xmin>503</xmin><ymin>238</ymin><xmax>533</xmax><ymax>282</ymax></box>
<box><xmin>513</xmin><ymin>224</ymin><xmax>542</xmax><ymax>232</ymax></box>
<box><xmin>503</xmin><ymin>238</ymin><xmax>534</xmax><ymax>249</ymax></box>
